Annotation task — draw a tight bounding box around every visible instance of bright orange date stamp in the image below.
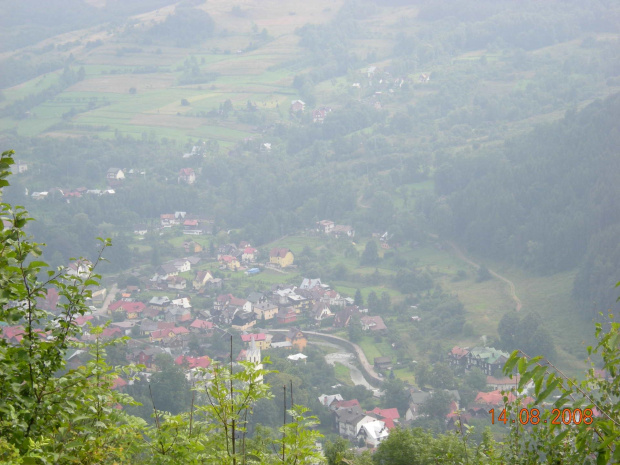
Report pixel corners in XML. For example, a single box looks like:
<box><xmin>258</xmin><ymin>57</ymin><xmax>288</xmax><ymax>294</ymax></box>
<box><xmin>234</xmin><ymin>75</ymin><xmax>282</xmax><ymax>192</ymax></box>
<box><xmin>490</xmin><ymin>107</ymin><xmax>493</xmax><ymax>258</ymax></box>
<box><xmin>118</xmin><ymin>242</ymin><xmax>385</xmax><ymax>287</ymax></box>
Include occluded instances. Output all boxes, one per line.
<box><xmin>489</xmin><ymin>408</ymin><xmax>593</xmax><ymax>425</ymax></box>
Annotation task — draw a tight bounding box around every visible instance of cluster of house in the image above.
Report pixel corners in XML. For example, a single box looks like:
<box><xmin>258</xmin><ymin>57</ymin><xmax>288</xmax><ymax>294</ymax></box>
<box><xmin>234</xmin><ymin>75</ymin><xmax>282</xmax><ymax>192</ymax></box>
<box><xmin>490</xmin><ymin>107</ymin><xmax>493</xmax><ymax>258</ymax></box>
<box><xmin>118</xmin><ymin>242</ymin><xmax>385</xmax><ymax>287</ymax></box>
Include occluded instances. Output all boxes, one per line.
<box><xmin>150</xmin><ymin>255</ymin><xmax>213</xmax><ymax>291</ymax></box>
<box><xmin>149</xmin><ymin>211</ymin><xmax>214</xmax><ymax>236</ymax></box>
<box><xmin>109</xmin><ymin>166</ymin><xmax>197</xmax><ymax>187</ymax></box>
<box><xmin>28</xmin><ymin>166</ymin><xmax>139</xmax><ymax>201</ymax></box>
<box><xmin>30</xmin><ymin>186</ymin><xmax>117</xmax><ymax>201</ymax></box>
<box><xmin>407</xmin><ymin>375</ymin><xmax>533</xmax><ymax>430</ymax></box>
<box><xmin>216</xmin><ymin>241</ymin><xmax>259</xmax><ymax>271</ymax></box>
<box><xmin>289</xmin><ymin>100</ymin><xmax>334</xmax><ymax>124</ymax></box>
<box><xmin>317</xmin><ymin>393</ymin><xmax>402</xmax><ymax>448</ymax></box>
<box><xmin>316</xmin><ymin>220</ymin><xmax>355</xmax><ymax>238</ymax></box>
<box><xmin>73</xmin><ymin>269</ymin><xmax>386</xmax><ymax>354</ymax></box>
<box><xmin>210</xmin><ymin>277</ymin><xmax>380</xmax><ymax>329</ymax></box>
<box><xmin>2</xmin><ymin>273</ymin><xmax>312</xmax><ymax>385</ymax></box>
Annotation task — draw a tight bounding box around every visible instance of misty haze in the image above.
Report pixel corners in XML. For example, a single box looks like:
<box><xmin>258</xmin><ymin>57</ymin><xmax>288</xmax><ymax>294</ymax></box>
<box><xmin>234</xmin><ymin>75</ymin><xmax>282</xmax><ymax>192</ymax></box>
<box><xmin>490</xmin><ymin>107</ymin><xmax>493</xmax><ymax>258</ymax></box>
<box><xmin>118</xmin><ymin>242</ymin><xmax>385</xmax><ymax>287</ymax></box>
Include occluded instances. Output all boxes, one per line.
<box><xmin>0</xmin><ymin>0</ymin><xmax>619</xmax><ymax>463</ymax></box>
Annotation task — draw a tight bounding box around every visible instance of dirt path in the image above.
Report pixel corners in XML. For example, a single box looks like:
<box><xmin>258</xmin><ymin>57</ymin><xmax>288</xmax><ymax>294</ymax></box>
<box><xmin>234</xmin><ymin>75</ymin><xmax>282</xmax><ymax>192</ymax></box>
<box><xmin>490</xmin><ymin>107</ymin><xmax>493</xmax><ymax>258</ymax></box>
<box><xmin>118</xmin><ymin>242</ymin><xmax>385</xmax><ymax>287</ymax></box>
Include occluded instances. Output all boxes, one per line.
<box><xmin>357</xmin><ymin>193</ymin><xmax>370</xmax><ymax>209</ymax></box>
<box><xmin>446</xmin><ymin>241</ymin><xmax>522</xmax><ymax>312</ymax></box>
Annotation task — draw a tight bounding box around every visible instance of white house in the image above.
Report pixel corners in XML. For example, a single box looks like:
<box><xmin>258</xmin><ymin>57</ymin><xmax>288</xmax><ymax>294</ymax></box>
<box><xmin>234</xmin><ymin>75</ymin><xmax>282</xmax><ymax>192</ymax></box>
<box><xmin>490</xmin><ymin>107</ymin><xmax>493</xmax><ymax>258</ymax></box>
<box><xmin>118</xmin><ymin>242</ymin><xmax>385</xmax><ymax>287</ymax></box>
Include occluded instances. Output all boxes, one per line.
<box><xmin>287</xmin><ymin>353</ymin><xmax>308</xmax><ymax>363</ymax></box>
<box><xmin>106</xmin><ymin>168</ymin><xmax>125</xmax><ymax>181</ymax></box>
<box><xmin>357</xmin><ymin>420</ymin><xmax>389</xmax><ymax>447</ymax></box>
<box><xmin>169</xmin><ymin>259</ymin><xmax>191</xmax><ymax>273</ymax></box>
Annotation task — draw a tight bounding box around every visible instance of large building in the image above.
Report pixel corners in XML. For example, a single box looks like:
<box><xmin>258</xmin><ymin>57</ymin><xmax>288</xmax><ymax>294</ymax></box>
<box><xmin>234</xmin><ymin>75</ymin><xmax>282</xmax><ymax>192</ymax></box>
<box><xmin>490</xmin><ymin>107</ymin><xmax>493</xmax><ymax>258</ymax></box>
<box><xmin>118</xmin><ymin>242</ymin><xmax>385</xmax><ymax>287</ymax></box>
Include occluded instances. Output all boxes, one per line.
<box><xmin>269</xmin><ymin>247</ymin><xmax>294</xmax><ymax>268</ymax></box>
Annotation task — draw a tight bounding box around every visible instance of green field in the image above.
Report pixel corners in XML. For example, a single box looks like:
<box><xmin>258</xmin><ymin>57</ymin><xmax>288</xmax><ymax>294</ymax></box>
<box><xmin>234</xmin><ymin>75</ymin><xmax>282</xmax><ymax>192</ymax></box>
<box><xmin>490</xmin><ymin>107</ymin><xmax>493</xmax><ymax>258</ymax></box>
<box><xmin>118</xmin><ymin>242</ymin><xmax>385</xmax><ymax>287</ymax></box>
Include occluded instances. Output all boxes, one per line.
<box><xmin>333</xmin><ymin>362</ymin><xmax>354</xmax><ymax>386</ymax></box>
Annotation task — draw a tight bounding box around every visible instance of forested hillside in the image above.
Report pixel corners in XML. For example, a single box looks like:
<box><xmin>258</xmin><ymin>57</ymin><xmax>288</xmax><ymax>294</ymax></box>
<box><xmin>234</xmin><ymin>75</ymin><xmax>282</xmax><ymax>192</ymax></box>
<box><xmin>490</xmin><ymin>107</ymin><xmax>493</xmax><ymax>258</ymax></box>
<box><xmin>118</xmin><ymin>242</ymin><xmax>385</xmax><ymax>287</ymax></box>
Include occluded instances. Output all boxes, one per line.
<box><xmin>432</xmin><ymin>94</ymin><xmax>620</xmax><ymax>311</ymax></box>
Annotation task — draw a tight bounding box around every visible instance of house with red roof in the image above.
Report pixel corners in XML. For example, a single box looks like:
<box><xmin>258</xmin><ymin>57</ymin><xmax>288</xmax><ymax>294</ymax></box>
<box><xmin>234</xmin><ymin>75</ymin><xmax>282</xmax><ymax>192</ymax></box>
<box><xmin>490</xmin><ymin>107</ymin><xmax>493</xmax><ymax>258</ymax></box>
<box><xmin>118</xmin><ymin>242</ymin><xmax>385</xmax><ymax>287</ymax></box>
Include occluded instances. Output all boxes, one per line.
<box><xmin>241</xmin><ymin>247</ymin><xmax>257</xmax><ymax>262</ymax></box>
<box><xmin>101</xmin><ymin>326</ymin><xmax>122</xmax><ymax>340</ymax></box>
<box><xmin>219</xmin><ymin>255</ymin><xmax>240</xmax><ymax>271</ymax></box>
<box><xmin>331</xmin><ymin>399</ymin><xmax>361</xmax><ymax>411</ymax></box>
<box><xmin>175</xmin><ymin>355</ymin><xmax>211</xmax><ymax>369</ymax></box>
<box><xmin>73</xmin><ymin>315</ymin><xmax>94</xmax><ymax>327</ymax></box>
<box><xmin>366</xmin><ymin>407</ymin><xmax>400</xmax><ymax>430</ymax></box>
<box><xmin>240</xmin><ymin>333</ymin><xmax>271</xmax><ymax>350</ymax></box>
<box><xmin>269</xmin><ymin>248</ymin><xmax>294</xmax><ymax>268</ymax></box>
<box><xmin>108</xmin><ymin>301</ymin><xmax>146</xmax><ymax>319</ymax></box>
<box><xmin>367</xmin><ymin>407</ymin><xmax>400</xmax><ymax>421</ymax></box>
<box><xmin>150</xmin><ymin>326</ymin><xmax>190</xmax><ymax>343</ymax></box>
<box><xmin>1</xmin><ymin>325</ymin><xmax>25</xmax><ymax>344</ymax></box>
<box><xmin>474</xmin><ymin>390</ymin><xmax>516</xmax><ymax>407</ymax></box>
<box><xmin>38</xmin><ymin>288</ymin><xmax>60</xmax><ymax>312</ymax></box>
<box><xmin>110</xmin><ymin>377</ymin><xmax>127</xmax><ymax>391</ymax></box>
<box><xmin>277</xmin><ymin>308</ymin><xmax>297</xmax><ymax>325</ymax></box>
<box><xmin>178</xmin><ymin>168</ymin><xmax>196</xmax><ymax>185</ymax></box>
<box><xmin>189</xmin><ymin>319</ymin><xmax>214</xmax><ymax>335</ymax></box>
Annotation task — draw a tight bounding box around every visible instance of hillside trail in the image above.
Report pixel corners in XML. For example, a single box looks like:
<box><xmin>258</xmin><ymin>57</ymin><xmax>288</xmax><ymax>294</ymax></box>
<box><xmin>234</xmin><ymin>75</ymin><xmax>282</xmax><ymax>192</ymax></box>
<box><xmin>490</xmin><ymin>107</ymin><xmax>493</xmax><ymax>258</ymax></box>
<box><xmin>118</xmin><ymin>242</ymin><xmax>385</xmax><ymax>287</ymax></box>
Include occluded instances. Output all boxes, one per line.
<box><xmin>445</xmin><ymin>240</ymin><xmax>522</xmax><ymax>312</ymax></box>
<box><xmin>357</xmin><ymin>193</ymin><xmax>370</xmax><ymax>209</ymax></box>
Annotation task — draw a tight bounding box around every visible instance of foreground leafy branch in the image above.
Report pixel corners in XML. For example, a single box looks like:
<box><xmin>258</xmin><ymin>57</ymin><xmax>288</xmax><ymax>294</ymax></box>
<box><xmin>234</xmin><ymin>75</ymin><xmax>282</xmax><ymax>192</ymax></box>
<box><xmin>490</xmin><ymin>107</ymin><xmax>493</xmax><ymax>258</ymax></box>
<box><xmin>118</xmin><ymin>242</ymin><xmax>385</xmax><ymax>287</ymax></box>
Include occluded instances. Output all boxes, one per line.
<box><xmin>502</xmin><ymin>313</ymin><xmax>620</xmax><ymax>464</ymax></box>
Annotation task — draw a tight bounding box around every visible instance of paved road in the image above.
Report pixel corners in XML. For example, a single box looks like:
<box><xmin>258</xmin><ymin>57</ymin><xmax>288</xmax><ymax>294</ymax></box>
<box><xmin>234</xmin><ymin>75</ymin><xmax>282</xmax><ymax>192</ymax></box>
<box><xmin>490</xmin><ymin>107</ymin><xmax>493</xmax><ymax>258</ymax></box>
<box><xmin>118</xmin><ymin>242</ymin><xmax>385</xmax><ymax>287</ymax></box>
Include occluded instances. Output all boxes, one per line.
<box><xmin>270</xmin><ymin>329</ymin><xmax>383</xmax><ymax>387</ymax></box>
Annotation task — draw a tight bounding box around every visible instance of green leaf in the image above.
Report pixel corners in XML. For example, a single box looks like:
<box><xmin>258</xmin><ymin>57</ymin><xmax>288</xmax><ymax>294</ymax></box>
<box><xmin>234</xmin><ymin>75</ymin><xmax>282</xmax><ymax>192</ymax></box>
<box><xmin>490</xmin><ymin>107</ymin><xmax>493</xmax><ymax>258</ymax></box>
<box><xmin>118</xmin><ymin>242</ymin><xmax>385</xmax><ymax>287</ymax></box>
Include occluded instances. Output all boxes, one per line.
<box><xmin>536</xmin><ymin>379</ymin><xmax>560</xmax><ymax>403</ymax></box>
<box><xmin>517</xmin><ymin>369</ymin><xmax>535</xmax><ymax>391</ymax></box>
<box><xmin>597</xmin><ymin>450</ymin><xmax>609</xmax><ymax>465</ymax></box>
<box><xmin>597</xmin><ymin>432</ymin><xmax>619</xmax><ymax>451</ymax></box>
<box><xmin>503</xmin><ymin>351</ymin><xmax>520</xmax><ymax>375</ymax></box>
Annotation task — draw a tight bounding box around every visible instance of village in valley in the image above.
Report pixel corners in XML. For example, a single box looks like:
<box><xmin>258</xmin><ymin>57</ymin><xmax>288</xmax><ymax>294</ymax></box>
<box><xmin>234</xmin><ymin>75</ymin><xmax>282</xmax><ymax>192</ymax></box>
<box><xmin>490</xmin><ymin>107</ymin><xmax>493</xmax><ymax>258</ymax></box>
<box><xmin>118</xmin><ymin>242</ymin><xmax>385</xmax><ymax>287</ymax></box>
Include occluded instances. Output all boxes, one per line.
<box><xmin>0</xmin><ymin>208</ymin><xmax>527</xmax><ymax>450</ymax></box>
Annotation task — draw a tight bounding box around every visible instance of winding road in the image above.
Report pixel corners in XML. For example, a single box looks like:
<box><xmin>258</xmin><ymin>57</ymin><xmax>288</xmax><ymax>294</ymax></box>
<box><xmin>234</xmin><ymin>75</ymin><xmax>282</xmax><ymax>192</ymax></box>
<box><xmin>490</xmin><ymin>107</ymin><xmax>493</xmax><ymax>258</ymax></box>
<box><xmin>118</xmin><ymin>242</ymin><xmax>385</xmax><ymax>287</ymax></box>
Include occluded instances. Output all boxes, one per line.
<box><xmin>269</xmin><ymin>329</ymin><xmax>383</xmax><ymax>388</ymax></box>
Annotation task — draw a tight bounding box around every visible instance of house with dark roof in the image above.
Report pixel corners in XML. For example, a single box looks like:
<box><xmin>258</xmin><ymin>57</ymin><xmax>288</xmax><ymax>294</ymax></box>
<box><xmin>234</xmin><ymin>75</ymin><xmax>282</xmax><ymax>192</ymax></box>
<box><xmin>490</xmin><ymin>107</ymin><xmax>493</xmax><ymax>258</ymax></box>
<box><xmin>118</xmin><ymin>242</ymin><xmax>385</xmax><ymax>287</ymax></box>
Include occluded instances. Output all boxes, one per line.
<box><xmin>231</xmin><ymin>311</ymin><xmax>256</xmax><ymax>331</ymax></box>
<box><xmin>286</xmin><ymin>328</ymin><xmax>307</xmax><ymax>352</ymax></box>
<box><xmin>449</xmin><ymin>346</ymin><xmax>510</xmax><ymax>375</ymax></box>
<box><xmin>312</xmin><ymin>302</ymin><xmax>334</xmax><ymax>322</ymax></box>
<box><xmin>374</xmin><ymin>356</ymin><xmax>392</xmax><ymax>371</ymax></box>
<box><xmin>106</xmin><ymin>168</ymin><xmax>125</xmax><ymax>186</ymax></box>
<box><xmin>193</xmin><ymin>270</ymin><xmax>214</xmax><ymax>290</ymax></box>
<box><xmin>155</xmin><ymin>264</ymin><xmax>178</xmax><ymax>280</ymax></box>
<box><xmin>253</xmin><ymin>301</ymin><xmax>278</xmax><ymax>320</ymax></box>
<box><xmin>333</xmin><ymin>306</ymin><xmax>361</xmax><ymax>328</ymax></box>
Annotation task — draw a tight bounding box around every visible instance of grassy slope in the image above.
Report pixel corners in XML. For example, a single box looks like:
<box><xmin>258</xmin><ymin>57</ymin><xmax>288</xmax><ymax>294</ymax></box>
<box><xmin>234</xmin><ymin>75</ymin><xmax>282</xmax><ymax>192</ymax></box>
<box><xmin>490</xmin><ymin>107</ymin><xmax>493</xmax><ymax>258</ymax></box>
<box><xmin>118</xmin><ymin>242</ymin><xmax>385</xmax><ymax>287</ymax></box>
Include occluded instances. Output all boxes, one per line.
<box><xmin>2</xmin><ymin>1</ymin><xmax>617</xmax><ymax>146</ymax></box>
<box><xmin>0</xmin><ymin>0</ymin><xmax>343</xmax><ymax>142</ymax></box>
<box><xmin>259</xmin><ymin>232</ymin><xmax>591</xmax><ymax>375</ymax></box>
